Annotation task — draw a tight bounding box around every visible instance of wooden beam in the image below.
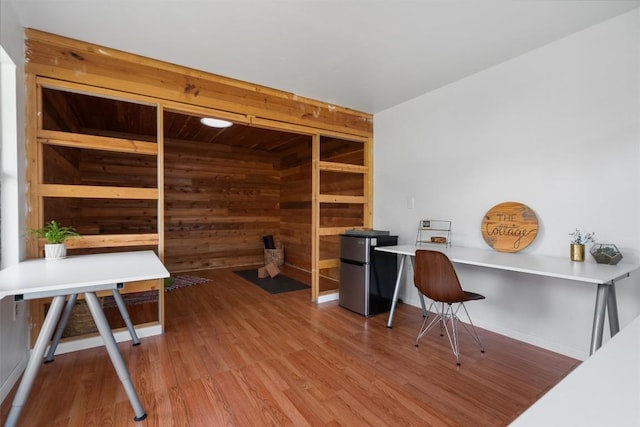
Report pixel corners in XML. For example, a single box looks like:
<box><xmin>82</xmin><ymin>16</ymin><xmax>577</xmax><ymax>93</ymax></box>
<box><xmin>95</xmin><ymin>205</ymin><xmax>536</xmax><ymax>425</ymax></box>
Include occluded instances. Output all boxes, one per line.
<box><xmin>39</xmin><ymin>184</ymin><xmax>158</xmax><ymax>199</ymax></box>
<box><xmin>318</xmin><ymin>258</ymin><xmax>340</xmax><ymax>269</ymax></box>
<box><xmin>319</xmin><ymin>161</ymin><xmax>367</xmax><ymax>174</ymax></box>
<box><xmin>64</xmin><ymin>234</ymin><xmax>159</xmax><ymax>248</ymax></box>
<box><xmin>318</xmin><ymin>194</ymin><xmax>367</xmax><ymax>204</ymax></box>
<box><xmin>39</xmin><ymin>130</ymin><xmax>158</xmax><ymax>155</ymax></box>
<box><xmin>318</xmin><ymin>227</ymin><xmax>349</xmax><ymax>236</ymax></box>
<box><xmin>25</xmin><ymin>29</ymin><xmax>373</xmax><ymax>137</ymax></box>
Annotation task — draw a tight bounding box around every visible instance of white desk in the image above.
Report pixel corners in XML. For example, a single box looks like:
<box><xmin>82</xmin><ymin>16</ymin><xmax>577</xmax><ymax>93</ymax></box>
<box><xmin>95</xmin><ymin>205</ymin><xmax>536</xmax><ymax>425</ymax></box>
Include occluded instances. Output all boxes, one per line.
<box><xmin>0</xmin><ymin>250</ymin><xmax>169</xmax><ymax>427</ymax></box>
<box><xmin>511</xmin><ymin>314</ymin><xmax>640</xmax><ymax>426</ymax></box>
<box><xmin>375</xmin><ymin>244</ymin><xmax>639</xmax><ymax>355</ymax></box>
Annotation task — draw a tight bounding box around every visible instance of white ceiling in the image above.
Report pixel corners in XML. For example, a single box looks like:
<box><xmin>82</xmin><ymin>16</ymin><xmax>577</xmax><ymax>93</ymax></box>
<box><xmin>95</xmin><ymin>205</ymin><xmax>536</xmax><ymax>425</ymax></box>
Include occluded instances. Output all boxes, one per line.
<box><xmin>8</xmin><ymin>0</ymin><xmax>640</xmax><ymax>113</ymax></box>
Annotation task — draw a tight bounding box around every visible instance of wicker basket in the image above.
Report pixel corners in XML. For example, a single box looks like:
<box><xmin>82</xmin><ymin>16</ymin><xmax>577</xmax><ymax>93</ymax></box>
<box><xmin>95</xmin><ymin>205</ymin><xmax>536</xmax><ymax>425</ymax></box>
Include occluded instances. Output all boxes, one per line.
<box><xmin>264</xmin><ymin>247</ymin><xmax>284</xmax><ymax>266</ymax></box>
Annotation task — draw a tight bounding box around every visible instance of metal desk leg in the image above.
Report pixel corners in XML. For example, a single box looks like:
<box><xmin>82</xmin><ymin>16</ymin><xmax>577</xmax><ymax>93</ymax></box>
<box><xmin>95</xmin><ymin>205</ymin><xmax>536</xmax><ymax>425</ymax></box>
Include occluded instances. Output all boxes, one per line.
<box><xmin>5</xmin><ymin>296</ymin><xmax>67</xmax><ymax>427</ymax></box>
<box><xmin>84</xmin><ymin>292</ymin><xmax>147</xmax><ymax>421</ymax></box>
<box><xmin>111</xmin><ymin>288</ymin><xmax>141</xmax><ymax>345</ymax></box>
<box><xmin>590</xmin><ymin>283</ymin><xmax>610</xmax><ymax>355</ymax></box>
<box><xmin>44</xmin><ymin>294</ymin><xmax>78</xmax><ymax>363</ymax></box>
<box><xmin>606</xmin><ymin>283</ymin><xmax>620</xmax><ymax>337</ymax></box>
<box><xmin>386</xmin><ymin>254</ymin><xmax>406</xmax><ymax>328</ymax></box>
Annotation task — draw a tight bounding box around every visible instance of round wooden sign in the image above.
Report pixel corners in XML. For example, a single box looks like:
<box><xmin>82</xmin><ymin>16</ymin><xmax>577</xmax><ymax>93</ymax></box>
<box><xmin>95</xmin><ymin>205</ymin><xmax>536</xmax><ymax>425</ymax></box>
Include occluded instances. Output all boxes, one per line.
<box><xmin>481</xmin><ymin>202</ymin><xmax>538</xmax><ymax>252</ymax></box>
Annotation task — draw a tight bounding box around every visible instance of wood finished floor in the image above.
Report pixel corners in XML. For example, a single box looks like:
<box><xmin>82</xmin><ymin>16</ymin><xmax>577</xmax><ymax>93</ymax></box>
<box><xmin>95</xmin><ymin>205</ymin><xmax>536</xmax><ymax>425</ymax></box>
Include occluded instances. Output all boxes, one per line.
<box><xmin>1</xmin><ymin>266</ymin><xmax>580</xmax><ymax>426</ymax></box>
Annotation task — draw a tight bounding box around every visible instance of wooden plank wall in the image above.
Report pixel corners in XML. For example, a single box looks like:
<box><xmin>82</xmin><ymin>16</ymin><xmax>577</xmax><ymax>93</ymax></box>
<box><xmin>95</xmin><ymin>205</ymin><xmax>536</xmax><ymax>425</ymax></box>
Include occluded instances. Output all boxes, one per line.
<box><xmin>24</xmin><ymin>29</ymin><xmax>374</xmax><ymax>299</ymax></box>
<box><xmin>41</xmin><ymin>145</ymin><xmax>159</xmax><ymax>237</ymax></box>
<box><xmin>280</xmin><ymin>141</ymin><xmax>314</xmax><ymax>271</ymax></box>
<box><xmin>164</xmin><ymin>138</ymin><xmax>282</xmax><ymax>272</ymax></box>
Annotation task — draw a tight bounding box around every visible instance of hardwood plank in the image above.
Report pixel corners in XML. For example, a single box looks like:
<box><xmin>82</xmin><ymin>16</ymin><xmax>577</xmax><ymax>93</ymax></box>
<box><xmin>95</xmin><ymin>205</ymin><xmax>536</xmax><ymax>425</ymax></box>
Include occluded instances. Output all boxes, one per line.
<box><xmin>1</xmin><ymin>267</ymin><xmax>579</xmax><ymax>426</ymax></box>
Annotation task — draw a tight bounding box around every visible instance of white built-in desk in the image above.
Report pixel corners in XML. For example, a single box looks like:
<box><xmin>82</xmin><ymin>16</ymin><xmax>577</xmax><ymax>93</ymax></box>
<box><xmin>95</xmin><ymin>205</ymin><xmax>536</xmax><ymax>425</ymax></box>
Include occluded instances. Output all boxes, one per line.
<box><xmin>0</xmin><ymin>250</ymin><xmax>169</xmax><ymax>427</ymax></box>
<box><xmin>511</xmin><ymin>314</ymin><xmax>640</xmax><ymax>426</ymax></box>
<box><xmin>375</xmin><ymin>244</ymin><xmax>639</xmax><ymax>355</ymax></box>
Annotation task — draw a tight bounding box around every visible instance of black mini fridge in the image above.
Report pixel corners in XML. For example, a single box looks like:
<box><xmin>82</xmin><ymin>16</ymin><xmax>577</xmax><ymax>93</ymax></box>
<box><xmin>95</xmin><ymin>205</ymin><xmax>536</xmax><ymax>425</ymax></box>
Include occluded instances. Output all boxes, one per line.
<box><xmin>339</xmin><ymin>230</ymin><xmax>398</xmax><ymax>316</ymax></box>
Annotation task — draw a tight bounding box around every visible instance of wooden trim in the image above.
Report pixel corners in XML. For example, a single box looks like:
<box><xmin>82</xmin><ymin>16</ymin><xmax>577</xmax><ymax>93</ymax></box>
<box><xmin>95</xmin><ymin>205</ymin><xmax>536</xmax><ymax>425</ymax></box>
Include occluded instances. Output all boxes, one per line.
<box><xmin>157</xmin><ymin>105</ymin><xmax>166</xmax><ymax>330</ymax></box>
<box><xmin>38</xmin><ymin>184</ymin><xmax>158</xmax><ymax>199</ymax></box>
<box><xmin>318</xmin><ymin>258</ymin><xmax>340</xmax><ymax>269</ymax></box>
<box><xmin>311</xmin><ymin>134</ymin><xmax>321</xmax><ymax>302</ymax></box>
<box><xmin>162</xmin><ymin>100</ymin><xmax>251</xmax><ymax>126</ymax></box>
<box><xmin>37</xmin><ymin>76</ymin><xmax>160</xmax><ymax>107</ymax></box>
<box><xmin>364</xmin><ymin>136</ymin><xmax>373</xmax><ymax>229</ymax></box>
<box><xmin>26</xmin><ymin>74</ymin><xmax>40</xmax><ymax>258</ymax></box>
<box><xmin>63</xmin><ymin>234</ymin><xmax>159</xmax><ymax>248</ymax></box>
<box><xmin>251</xmin><ymin>116</ymin><xmax>371</xmax><ymax>140</ymax></box>
<box><xmin>319</xmin><ymin>161</ymin><xmax>367</xmax><ymax>173</ymax></box>
<box><xmin>38</xmin><ymin>130</ymin><xmax>158</xmax><ymax>155</ymax></box>
<box><xmin>318</xmin><ymin>227</ymin><xmax>349</xmax><ymax>236</ymax></box>
<box><xmin>318</xmin><ymin>194</ymin><xmax>367</xmax><ymax>204</ymax></box>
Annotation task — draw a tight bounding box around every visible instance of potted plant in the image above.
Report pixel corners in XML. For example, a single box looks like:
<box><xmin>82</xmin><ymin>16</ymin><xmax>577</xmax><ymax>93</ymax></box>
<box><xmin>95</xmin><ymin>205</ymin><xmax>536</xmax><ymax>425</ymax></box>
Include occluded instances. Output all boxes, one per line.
<box><xmin>30</xmin><ymin>220</ymin><xmax>80</xmax><ymax>260</ymax></box>
<box><xmin>569</xmin><ymin>229</ymin><xmax>595</xmax><ymax>262</ymax></box>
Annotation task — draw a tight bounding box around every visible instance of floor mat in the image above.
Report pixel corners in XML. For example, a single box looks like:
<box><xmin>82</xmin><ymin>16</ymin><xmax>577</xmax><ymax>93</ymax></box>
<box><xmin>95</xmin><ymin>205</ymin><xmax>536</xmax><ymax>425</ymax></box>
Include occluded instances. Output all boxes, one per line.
<box><xmin>233</xmin><ymin>269</ymin><xmax>309</xmax><ymax>294</ymax></box>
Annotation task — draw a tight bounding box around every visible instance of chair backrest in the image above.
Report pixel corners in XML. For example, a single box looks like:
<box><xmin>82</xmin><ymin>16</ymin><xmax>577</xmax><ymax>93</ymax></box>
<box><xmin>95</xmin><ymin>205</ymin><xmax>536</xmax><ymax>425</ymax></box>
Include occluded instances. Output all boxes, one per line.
<box><xmin>413</xmin><ymin>250</ymin><xmax>467</xmax><ymax>303</ymax></box>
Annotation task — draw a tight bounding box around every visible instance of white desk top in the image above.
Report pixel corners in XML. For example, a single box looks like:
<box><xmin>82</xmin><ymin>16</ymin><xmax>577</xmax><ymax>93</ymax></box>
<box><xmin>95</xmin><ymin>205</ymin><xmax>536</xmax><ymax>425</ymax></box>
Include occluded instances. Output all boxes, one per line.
<box><xmin>375</xmin><ymin>244</ymin><xmax>639</xmax><ymax>284</ymax></box>
<box><xmin>511</xmin><ymin>314</ymin><xmax>640</xmax><ymax>426</ymax></box>
<box><xmin>0</xmin><ymin>250</ymin><xmax>170</xmax><ymax>300</ymax></box>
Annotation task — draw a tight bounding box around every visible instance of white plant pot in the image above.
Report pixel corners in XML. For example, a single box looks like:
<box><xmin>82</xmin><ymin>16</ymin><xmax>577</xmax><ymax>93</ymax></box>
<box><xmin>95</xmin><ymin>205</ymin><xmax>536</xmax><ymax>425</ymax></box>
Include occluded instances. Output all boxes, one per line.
<box><xmin>44</xmin><ymin>243</ymin><xmax>67</xmax><ymax>259</ymax></box>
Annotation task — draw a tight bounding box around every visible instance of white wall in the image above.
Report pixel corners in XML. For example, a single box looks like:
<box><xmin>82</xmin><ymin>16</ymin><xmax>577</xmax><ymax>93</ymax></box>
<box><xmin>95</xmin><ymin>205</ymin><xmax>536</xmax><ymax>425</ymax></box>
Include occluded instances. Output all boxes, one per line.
<box><xmin>0</xmin><ymin>0</ymin><xmax>29</xmax><ymax>403</ymax></box>
<box><xmin>374</xmin><ymin>9</ymin><xmax>640</xmax><ymax>360</ymax></box>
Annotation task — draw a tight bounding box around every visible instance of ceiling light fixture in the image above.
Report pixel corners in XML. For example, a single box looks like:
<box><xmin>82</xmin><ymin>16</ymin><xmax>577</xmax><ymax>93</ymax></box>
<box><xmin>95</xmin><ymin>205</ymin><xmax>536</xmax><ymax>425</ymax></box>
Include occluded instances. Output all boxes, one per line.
<box><xmin>200</xmin><ymin>117</ymin><xmax>233</xmax><ymax>128</ymax></box>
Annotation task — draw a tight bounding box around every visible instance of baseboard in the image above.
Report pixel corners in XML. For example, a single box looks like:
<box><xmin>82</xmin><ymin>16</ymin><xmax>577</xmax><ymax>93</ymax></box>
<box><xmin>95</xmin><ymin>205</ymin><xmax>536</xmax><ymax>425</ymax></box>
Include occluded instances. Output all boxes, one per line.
<box><xmin>46</xmin><ymin>324</ymin><xmax>163</xmax><ymax>356</ymax></box>
<box><xmin>317</xmin><ymin>292</ymin><xmax>339</xmax><ymax>304</ymax></box>
<box><xmin>0</xmin><ymin>353</ymin><xmax>28</xmax><ymax>404</ymax></box>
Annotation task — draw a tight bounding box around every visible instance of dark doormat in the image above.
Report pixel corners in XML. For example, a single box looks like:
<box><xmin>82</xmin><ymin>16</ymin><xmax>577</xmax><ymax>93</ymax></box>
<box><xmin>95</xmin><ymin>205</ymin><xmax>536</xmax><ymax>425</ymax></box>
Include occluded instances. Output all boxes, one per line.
<box><xmin>234</xmin><ymin>269</ymin><xmax>309</xmax><ymax>294</ymax></box>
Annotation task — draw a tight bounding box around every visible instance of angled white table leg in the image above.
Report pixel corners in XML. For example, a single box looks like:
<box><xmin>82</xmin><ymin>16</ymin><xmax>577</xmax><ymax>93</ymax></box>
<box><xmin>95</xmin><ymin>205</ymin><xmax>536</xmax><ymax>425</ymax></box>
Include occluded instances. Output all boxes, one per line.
<box><xmin>590</xmin><ymin>283</ymin><xmax>609</xmax><ymax>355</ymax></box>
<box><xmin>84</xmin><ymin>292</ymin><xmax>146</xmax><ymax>421</ymax></box>
<box><xmin>606</xmin><ymin>282</ymin><xmax>620</xmax><ymax>336</ymax></box>
<box><xmin>386</xmin><ymin>254</ymin><xmax>406</xmax><ymax>328</ymax></box>
<box><xmin>590</xmin><ymin>281</ymin><xmax>622</xmax><ymax>355</ymax></box>
<box><xmin>44</xmin><ymin>287</ymin><xmax>141</xmax><ymax>363</ymax></box>
<box><xmin>386</xmin><ymin>253</ymin><xmax>427</xmax><ymax>328</ymax></box>
<box><xmin>110</xmin><ymin>287</ymin><xmax>141</xmax><ymax>345</ymax></box>
<box><xmin>44</xmin><ymin>293</ymin><xmax>78</xmax><ymax>362</ymax></box>
<box><xmin>5</xmin><ymin>296</ymin><xmax>67</xmax><ymax>427</ymax></box>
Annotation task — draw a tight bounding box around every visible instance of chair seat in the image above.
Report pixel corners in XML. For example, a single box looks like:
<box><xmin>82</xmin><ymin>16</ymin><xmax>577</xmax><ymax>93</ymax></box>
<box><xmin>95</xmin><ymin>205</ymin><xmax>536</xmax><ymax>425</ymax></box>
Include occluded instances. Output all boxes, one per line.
<box><xmin>463</xmin><ymin>291</ymin><xmax>485</xmax><ymax>301</ymax></box>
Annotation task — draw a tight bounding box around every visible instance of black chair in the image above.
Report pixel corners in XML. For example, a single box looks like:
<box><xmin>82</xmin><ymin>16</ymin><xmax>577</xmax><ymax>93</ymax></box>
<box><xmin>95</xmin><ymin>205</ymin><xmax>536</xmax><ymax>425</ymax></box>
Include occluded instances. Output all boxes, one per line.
<box><xmin>413</xmin><ymin>249</ymin><xmax>485</xmax><ymax>365</ymax></box>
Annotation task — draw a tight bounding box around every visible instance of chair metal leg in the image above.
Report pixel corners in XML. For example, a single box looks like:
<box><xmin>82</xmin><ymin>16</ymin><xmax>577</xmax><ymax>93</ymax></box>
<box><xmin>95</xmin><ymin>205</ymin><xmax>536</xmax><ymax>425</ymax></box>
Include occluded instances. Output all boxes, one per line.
<box><xmin>415</xmin><ymin>302</ymin><xmax>461</xmax><ymax>365</ymax></box>
<box><xmin>439</xmin><ymin>302</ymin><xmax>446</xmax><ymax>336</ymax></box>
<box><xmin>416</xmin><ymin>301</ymin><xmax>483</xmax><ymax>366</ymax></box>
<box><xmin>415</xmin><ymin>301</ymin><xmax>438</xmax><ymax>345</ymax></box>
<box><xmin>458</xmin><ymin>303</ymin><xmax>484</xmax><ymax>353</ymax></box>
